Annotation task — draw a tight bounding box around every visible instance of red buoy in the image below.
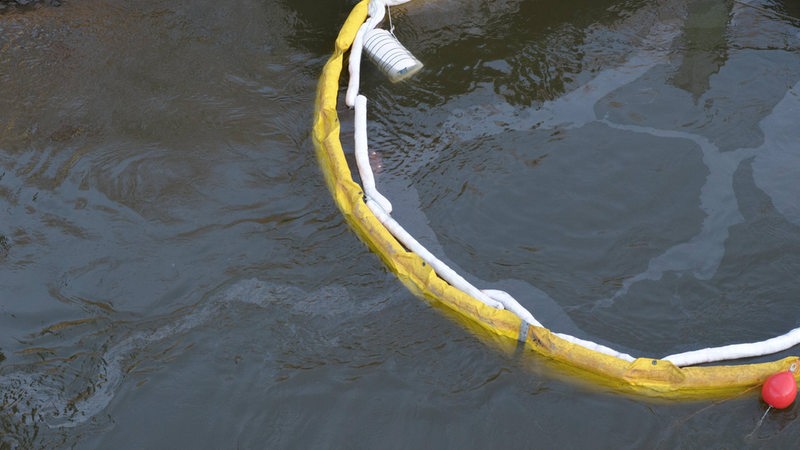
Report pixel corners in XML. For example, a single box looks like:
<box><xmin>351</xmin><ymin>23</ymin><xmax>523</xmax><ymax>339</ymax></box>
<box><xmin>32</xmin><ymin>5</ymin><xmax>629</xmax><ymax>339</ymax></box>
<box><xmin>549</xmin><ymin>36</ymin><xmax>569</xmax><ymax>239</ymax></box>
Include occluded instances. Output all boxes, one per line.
<box><xmin>762</xmin><ymin>371</ymin><xmax>798</xmax><ymax>409</ymax></box>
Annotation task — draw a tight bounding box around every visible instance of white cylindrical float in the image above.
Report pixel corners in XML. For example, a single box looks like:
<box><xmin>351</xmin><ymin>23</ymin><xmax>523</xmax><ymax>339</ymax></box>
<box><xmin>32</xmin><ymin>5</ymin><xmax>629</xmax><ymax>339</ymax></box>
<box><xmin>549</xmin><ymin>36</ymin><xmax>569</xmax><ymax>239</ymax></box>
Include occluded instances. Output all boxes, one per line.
<box><xmin>363</xmin><ymin>28</ymin><xmax>423</xmax><ymax>83</ymax></box>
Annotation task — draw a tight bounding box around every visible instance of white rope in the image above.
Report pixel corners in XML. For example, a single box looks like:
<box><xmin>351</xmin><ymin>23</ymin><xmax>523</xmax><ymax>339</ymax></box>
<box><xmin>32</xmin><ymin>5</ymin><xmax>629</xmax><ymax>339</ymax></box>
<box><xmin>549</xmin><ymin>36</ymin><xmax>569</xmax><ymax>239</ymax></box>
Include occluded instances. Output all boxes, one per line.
<box><xmin>354</xmin><ymin>95</ymin><xmax>393</xmax><ymax>213</ymax></box>
<box><xmin>387</xmin><ymin>4</ymin><xmax>395</xmax><ymax>35</ymax></box>
<box><xmin>345</xmin><ymin>1</ymin><xmax>385</xmax><ymax>107</ymax></box>
<box><xmin>554</xmin><ymin>333</ymin><xmax>636</xmax><ymax>362</ymax></box>
<box><xmin>664</xmin><ymin>326</ymin><xmax>800</xmax><ymax>367</ymax></box>
<box><xmin>365</xmin><ymin>198</ymin><xmax>503</xmax><ymax>310</ymax></box>
<box><xmin>482</xmin><ymin>289</ymin><xmax>541</xmax><ymax>327</ymax></box>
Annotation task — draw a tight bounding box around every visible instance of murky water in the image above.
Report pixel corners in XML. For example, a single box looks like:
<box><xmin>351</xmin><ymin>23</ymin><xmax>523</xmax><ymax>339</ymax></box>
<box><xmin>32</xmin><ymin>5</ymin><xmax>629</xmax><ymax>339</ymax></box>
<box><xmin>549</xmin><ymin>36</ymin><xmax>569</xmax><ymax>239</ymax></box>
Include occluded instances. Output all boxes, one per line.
<box><xmin>1</xmin><ymin>0</ymin><xmax>800</xmax><ymax>448</ymax></box>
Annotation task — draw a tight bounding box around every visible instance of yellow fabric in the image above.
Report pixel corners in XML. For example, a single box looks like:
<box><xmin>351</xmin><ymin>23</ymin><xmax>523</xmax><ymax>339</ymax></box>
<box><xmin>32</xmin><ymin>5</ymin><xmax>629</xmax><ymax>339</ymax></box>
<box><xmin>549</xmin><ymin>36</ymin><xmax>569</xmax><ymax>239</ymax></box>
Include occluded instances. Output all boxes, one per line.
<box><xmin>311</xmin><ymin>0</ymin><xmax>800</xmax><ymax>399</ymax></box>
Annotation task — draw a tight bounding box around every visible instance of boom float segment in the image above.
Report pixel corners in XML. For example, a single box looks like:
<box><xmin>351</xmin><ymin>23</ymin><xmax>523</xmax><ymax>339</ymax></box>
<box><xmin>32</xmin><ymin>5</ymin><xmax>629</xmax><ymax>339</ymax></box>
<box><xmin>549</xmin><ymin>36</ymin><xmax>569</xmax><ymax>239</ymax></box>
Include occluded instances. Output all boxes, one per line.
<box><xmin>311</xmin><ymin>0</ymin><xmax>800</xmax><ymax>399</ymax></box>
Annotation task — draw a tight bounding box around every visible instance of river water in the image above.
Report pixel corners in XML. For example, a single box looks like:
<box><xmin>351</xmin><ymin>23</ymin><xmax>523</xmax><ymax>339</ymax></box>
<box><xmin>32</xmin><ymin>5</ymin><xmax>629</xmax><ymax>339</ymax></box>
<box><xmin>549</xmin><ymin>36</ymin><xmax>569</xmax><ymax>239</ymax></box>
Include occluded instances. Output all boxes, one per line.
<box><xmin>1</xmin><ymin>0</ymin><xmax>799</xmax><ymax>448</ymax></box>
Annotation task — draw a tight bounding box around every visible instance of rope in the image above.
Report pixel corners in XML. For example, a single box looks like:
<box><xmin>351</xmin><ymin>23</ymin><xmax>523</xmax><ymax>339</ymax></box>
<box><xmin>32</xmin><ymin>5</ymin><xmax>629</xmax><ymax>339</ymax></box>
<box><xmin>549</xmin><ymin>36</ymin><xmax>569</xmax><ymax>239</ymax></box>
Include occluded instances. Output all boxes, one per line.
<box><xmin>664</xmin><ymin>327</ymin><xmax>800</xmax><ymax>367</ymax></box>
<box><xmin>387</xmin><ymin>4</ymin><xmax>395</xmax><ymax>35</ymax></box>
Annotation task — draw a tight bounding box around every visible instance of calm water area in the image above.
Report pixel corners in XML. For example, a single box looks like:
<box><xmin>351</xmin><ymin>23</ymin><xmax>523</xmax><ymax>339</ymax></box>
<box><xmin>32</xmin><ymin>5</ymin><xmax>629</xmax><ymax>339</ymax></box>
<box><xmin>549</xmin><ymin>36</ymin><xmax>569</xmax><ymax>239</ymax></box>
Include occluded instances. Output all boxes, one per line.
<box><xmin>2</xmin><ymin>0</ymin><xmax>800</xmax><ymax>448</ymax></box>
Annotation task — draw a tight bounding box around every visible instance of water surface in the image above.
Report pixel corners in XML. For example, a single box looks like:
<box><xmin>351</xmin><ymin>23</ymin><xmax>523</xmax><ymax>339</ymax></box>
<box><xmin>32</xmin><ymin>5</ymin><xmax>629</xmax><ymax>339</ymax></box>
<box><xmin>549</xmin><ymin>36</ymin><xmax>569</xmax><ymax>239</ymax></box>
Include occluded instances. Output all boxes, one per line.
<box><xmin>2</xmin><ymin>0</ymin><xmax>800</xmax><ymax>448</ymax></box>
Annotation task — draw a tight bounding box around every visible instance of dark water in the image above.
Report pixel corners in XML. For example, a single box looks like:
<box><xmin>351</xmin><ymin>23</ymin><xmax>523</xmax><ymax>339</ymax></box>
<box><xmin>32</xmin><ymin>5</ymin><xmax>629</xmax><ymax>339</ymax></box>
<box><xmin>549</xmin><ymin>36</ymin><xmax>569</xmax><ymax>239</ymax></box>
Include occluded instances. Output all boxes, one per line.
<box><xmin>1</xmin><ymin>0</ymin><xmax>800</xmax><ymax>448</ymax></box>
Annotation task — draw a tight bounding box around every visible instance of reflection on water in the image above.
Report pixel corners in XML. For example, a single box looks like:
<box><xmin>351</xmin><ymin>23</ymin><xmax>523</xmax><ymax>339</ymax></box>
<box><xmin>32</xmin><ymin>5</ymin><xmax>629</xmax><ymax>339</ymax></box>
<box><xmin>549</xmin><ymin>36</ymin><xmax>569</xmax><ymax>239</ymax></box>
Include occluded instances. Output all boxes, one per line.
<box><xmin>2</xmin><ymin>0</ymin><xmax>800</xmax><ymax>448</ymax></box>
<box><xmin>670</xmin><ymin>0</ymin><xmax>732</xmax><ymax>99</ymax></box>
